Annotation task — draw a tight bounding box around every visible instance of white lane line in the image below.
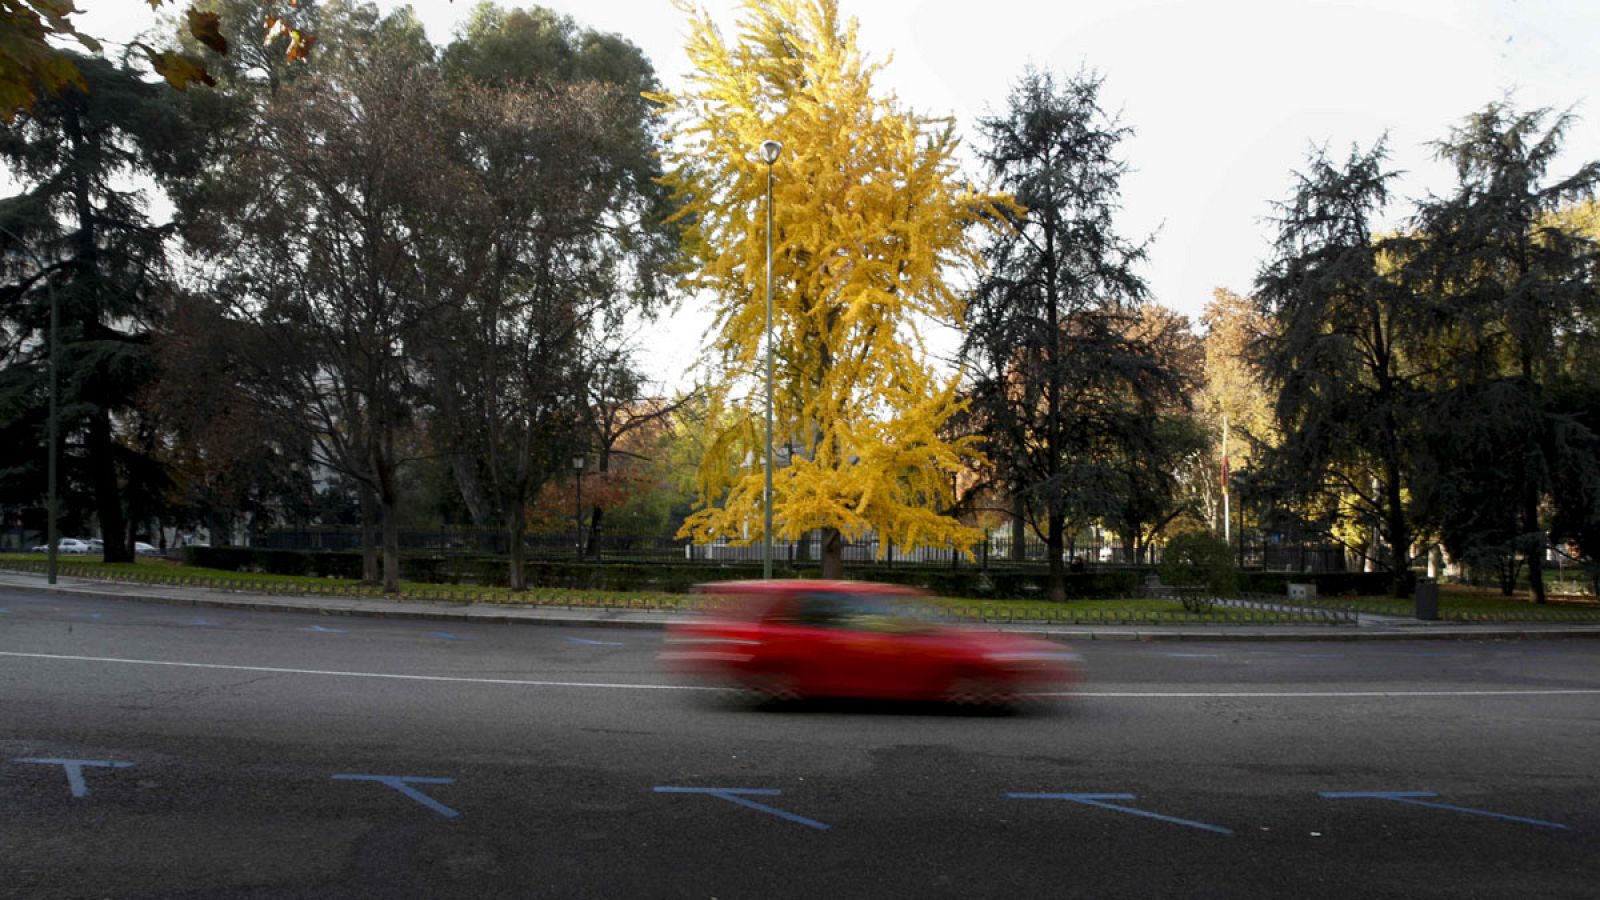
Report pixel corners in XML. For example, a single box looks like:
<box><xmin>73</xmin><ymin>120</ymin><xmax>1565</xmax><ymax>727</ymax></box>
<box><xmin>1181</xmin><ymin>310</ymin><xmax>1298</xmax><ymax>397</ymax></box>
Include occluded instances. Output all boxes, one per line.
<box><xmin>1045</xmin><ymin>689</ymin><xmax>1600</xmax><ymax>698</ymax></box>
<box><xmin>2</xmin><ymin>651</ymin><xmax>1598</xmax><ymax>698</ymax></box>
<box><xmin>0</xmin><ymin>651</ymin><xmax>719</xmax><ymax>692</ymax></box>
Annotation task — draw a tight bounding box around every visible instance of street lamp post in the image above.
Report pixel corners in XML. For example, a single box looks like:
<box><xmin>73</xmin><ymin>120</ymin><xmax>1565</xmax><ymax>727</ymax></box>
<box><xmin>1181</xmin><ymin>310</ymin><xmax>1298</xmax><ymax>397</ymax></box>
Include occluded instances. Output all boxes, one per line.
<box><xmin>760</xmin><ymin>139</ymin><xmax>781</xmax><ymax>581</ymax></box>
<box><xmin>572</xmin><ymin>454</ymin><xmax>585</xmax><ymax>561</ymax></box>
<box><xmin>1</xmin><ymin>226</ymin><xmax>59</xmax><ymax>584</ymax></box>
<box><xmin>46</xmin><ymin>256</ymin><xmax>57</xmax><ymax>584</ymax></box>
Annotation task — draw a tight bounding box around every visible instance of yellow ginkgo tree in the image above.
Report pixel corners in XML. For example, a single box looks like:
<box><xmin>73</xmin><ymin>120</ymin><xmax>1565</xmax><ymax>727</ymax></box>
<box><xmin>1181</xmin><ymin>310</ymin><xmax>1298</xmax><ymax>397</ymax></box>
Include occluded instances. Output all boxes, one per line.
<box><xmin>652</xmin><ymin>0</ymin><xmax>1004</xmax><ymax>577</ymax></box>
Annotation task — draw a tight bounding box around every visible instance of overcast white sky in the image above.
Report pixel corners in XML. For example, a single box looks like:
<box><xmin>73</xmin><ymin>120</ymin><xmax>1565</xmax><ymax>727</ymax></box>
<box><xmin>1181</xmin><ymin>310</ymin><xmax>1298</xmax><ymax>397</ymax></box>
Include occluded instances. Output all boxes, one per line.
<box><xmin>83</xmin><ymin>0</ymin><xmax>1600</xmax><ymax>387</ymax></box>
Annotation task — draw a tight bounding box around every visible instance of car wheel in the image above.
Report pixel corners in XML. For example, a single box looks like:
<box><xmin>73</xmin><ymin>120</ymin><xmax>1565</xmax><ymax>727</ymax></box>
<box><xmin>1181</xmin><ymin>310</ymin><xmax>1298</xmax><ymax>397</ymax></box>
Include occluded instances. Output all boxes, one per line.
<box><xmin>943</xmin><ymin>674</ymin><xmax>1016</xmax><ymax>711</ymax></box>
<box><xmin>742</xmin><ymin>671</ymin><xmax>802</xmax><ymax>705</ymax></box>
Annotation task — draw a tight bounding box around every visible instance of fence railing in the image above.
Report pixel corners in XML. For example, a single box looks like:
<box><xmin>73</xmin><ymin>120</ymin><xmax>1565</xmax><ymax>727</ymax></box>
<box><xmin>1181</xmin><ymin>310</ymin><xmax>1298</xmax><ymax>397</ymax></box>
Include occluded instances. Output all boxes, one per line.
<box><xmin>0</xmin><ymin>558</ymin><xmax>1357</xmax><ymax>624</ymax></box>
<box><xmin>249</xmin><ymin>526</ymin><xmax>1350</xmax><ymax>571</ymax></box>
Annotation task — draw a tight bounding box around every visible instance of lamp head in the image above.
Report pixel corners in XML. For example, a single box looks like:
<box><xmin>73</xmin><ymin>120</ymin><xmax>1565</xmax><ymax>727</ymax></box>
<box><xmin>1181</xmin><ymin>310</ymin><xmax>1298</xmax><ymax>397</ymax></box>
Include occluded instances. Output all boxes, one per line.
<box><xmin>759</xmin><ymin>140</ymin><xmax>782</xmax><ymax>165</ymax></box>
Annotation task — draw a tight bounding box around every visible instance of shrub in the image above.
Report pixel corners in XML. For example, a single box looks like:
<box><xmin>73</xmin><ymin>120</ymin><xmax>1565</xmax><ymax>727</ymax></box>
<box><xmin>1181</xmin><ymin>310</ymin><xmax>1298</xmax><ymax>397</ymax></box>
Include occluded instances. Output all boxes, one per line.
<box><xmin>1159</xmin><ymin>530</ymin><xmax>1238</xmax><ymax>606</ymax></box>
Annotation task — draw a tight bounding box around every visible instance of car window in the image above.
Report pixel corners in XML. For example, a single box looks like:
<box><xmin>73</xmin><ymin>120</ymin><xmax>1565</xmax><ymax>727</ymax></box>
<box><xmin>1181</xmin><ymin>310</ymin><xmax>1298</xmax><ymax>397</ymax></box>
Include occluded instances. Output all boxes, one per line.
<box><xmin>778</xmin><ymin>591</ymin><xmax>926</xmax><ymax>633</ymax></box>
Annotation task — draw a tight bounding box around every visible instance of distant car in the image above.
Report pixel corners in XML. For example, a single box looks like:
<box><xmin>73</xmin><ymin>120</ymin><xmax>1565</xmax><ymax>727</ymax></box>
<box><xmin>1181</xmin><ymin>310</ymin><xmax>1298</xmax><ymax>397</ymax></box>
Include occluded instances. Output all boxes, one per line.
<box><xmin>43</xmin><ymin>538</ymin><xmax>92</xmax><ymax>554</ymax></box>
<box><xmin>662</xmin><ymin>579</ymin><xmax>1078</xmax><ymax>708</ymax></box>
<box><xmin>85</xmin><ymin>538</ymin><xmax>103</xmax><ymax>553</ymax></box>
<box><xmin>134</xmin><ymin>541</ymin><xmax>161</xmax><ymax>555</ymax></box>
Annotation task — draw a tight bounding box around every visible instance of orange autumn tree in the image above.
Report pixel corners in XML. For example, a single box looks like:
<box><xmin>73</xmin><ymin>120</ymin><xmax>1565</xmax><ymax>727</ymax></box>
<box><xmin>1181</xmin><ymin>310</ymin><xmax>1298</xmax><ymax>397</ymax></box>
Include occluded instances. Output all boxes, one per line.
<box><xmin>651</xmin><ymin>0</ymin><xmax>1004</xmax><ymax>577</ymax></box>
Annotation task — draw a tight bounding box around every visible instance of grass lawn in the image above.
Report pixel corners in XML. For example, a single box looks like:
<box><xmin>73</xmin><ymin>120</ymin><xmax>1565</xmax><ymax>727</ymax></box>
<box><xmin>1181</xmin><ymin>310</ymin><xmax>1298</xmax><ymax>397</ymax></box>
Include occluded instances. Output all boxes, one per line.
<box><xmin>1300</xmin><ymin>585</ymin><xmax>1600</xmax><ymax>622</ymax></box>
<box><xmin>0</xmin><ymin>553</ymin><xmax>1341</xmax><ymax>624</ymax></box>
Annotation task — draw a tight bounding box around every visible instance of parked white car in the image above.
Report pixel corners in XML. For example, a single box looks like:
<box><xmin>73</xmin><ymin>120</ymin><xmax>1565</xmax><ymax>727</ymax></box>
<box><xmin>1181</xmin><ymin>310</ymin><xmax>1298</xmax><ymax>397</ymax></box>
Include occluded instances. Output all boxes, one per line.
<box><xmin>35</xmin><ymin>538</ymin><xmax>92</xmax><ymax>554</ymax></box>
<box><xmin>134</xmin><ymin>541</ymin><xmax>160</xmax><ymax>555</ymax></box>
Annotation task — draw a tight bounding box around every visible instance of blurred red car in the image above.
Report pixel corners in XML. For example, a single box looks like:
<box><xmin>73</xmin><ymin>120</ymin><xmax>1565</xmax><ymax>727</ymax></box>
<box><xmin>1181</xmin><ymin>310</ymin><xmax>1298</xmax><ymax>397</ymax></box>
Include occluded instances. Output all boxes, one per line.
<box><xmin>661</xmin><ymin>580</ymin><xmax>1078</xmax><ymax>707</ymax></box>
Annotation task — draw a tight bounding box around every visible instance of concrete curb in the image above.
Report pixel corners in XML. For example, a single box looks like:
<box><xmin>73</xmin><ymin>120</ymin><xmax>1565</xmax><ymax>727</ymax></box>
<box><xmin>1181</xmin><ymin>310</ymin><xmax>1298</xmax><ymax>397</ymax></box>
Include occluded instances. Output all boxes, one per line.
<box><xmin>5</xmin><ymin>575</ymin><xmax>1600</xmax><ymax>642</ymax></box>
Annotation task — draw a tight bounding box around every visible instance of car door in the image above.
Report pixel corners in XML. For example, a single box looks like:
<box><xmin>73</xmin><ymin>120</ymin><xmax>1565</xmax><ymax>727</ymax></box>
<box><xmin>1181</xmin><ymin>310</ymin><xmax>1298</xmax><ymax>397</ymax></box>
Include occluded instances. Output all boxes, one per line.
<box><xmin>759</xmin><ymin>591</ymin><xmax>936</xmax><ymax>698</ymax></box>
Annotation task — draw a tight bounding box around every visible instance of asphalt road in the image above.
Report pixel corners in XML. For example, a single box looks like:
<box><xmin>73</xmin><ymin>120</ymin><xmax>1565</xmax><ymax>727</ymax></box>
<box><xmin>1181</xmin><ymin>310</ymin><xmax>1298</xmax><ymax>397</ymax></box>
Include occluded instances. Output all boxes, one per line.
<box><xmin>2</xmin><ymin>587</ymin><xmax>1597</xmax><ymax>899</ymax></box>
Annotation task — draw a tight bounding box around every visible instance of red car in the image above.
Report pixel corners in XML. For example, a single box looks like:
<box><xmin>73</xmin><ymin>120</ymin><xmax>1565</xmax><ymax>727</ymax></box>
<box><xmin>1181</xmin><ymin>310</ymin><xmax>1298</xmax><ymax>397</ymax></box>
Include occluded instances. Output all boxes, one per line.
<box><xmin>661</xmin><ymin>579</ymin><xmax>1078</xmax><ymax>707</ymax></box>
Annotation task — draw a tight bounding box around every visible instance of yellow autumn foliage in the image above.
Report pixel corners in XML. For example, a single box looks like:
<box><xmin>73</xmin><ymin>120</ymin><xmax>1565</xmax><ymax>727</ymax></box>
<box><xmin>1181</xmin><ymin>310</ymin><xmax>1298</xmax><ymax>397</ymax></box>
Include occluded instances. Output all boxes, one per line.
<box><xmin>651</xmin><ymin>0</ymin><xmax>1004</xmax><ymax>555</ymax></box>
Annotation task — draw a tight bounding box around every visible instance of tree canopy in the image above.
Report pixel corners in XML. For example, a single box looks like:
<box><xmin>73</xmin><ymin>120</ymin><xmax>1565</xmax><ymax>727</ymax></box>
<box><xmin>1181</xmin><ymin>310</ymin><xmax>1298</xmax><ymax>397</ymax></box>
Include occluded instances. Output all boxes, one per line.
<box><xmin>654</xmin><ymin>0</ymin><xmax>1002</xmax><ymax>577</ymax></box>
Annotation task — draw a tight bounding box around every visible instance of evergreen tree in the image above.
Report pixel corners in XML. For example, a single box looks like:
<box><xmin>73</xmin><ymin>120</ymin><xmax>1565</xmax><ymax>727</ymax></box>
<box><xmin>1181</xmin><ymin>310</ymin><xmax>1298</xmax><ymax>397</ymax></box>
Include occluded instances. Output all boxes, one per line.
<box><xmin>1252</xmin><ymin>140</ymin><xmax>1428</xmax><ymax>596</ymax></box>
<box><xmin>1406</xmin><ymin>103</ymin><xmax>1600</xmax><ymax>602</ymax></box>
<box><xmin>962</xmin><ymin>67</ymin><xmax>1179</xmax><ymax>600</ymax></box>
<box><xmin>0</xmin><ymin>53</ymin><xmax>194</xmax><ymax>559</ymax></box>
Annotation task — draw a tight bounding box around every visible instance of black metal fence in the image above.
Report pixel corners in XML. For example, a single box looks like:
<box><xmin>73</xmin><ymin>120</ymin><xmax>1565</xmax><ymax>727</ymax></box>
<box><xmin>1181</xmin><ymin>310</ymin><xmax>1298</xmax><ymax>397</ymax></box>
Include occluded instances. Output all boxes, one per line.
<box><xmin>251</xmin><ymin>525</ymin><xmax>1347</xmax><ymax>573</ymax></box>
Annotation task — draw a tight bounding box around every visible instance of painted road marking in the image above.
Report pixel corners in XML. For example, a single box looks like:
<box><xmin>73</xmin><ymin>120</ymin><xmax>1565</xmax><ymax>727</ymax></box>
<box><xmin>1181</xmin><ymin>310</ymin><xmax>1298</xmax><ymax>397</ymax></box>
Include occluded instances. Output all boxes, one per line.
<box><xmin>1159</xmin><ymin>653</ymin><xmax>1222</xmax><ymax>658</ymax></box>
<box><xmin>1008</xmin><ymin>792</ymin><xmax>1233</xmax><ymax>835</ymax></box>
<box><xmin>0</xmin><ymin>651</ymin><xmax>721</xmax><ymax>691</ymax></box>
<box><xmin>430</xmin><ymin>632</ymin><xmax>474</xmax><ymax>641</ymax></box>
<box><xmin>1320</xmin><ymin>791</ymin><xmax>1568</xmax><ymax>830</ymax></box>
<box><xmin>654</xmin><ymin>786</ymin><xmax>829</xmax><ymax>831</ymax></box>
<box><xmin>4</xmin><ymin>653</ymin><xmax>1600</xmax><ymax>699</ymax></box>
<box><xmin>14</xmin><ymin>757</ymin><xmax>132</xmax><ymax>798</ymax></box>
<box><xmin>566</xmin><ymin>637</ymin><xmax>625</xmax><ymax>646</ymax></box>
<box><xmin>333</xmin><ymin>774</ymin><xmax>459</xmax><ymax>818</ymax></box>
<box><xmin>189</xmin><ymin>618</ymin><xmax>217</xmax><ymax>626</ymax></box>
<box><xmin>301</xmin><ymin>625</ymin><xmax>347</xmax><ymax>634</ymax></box>
<box><xmin>1034</xmin><ymin>689</ymin><xmax>1600</xmax><ymax>698</ymax></box>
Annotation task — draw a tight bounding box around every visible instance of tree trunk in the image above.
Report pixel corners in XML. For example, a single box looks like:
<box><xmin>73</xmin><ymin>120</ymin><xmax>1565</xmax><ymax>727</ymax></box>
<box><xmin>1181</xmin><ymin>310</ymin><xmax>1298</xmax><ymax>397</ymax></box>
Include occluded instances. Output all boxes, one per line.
<box><xmin>358</xmin><ymin>484</ymin><xmax>380</xmax><ymax>584</ymax></box>
<box><xmin>820</xmin><ymin>526</ymin><xmax>843</xmax><ymax>579</ymax></box>
<box><xmin>1524</xmin><ymin>486</ymin><xmax>1547</xmax><ymax>605</ymax></box>
<box><xmin>1498</xmin><ymin>554</ymin><xmax>1520</xmax><ymax>596</ymax></box>
<box><xmin>1046</xmin><ymin>512</ymin><xmax>1066</xmax><ymax>603</ymax></box>
<box><xmin>205</xmin><ymin>510</ymin><xmax>231</xmax><ymax>550</ymax></box>
<box><xmin>506</xmin><ymin>506</ymin><xmax>528</xmax><ymax>591</ymax></box>
<box><xmin>1383</xmin><ymin>460</ymin><xmax>1413</xmax><ymax>599</ymax></box>
<box><xmin>585</xmin><ymin>504</ymin><xmax>604</xmax><ymax>558</ymax></box>
<box><xmin>1010</xmin><ymin>496</ymin><xmax>1026</xmax><ymax>562</ymax></box>
<box><xmin>87</xmin><ymin>407</ymin><xmax>132</xmax><ymax>562</ymax></box>
<box><xmin>380</xmin><ymin>493</ymin><xmax>400</xmax><ymax>594</ymax></box>
<box><xmin>450</xmin><ymin>450</ymin><xmax>492</xmax><ymax>526</ymax></box>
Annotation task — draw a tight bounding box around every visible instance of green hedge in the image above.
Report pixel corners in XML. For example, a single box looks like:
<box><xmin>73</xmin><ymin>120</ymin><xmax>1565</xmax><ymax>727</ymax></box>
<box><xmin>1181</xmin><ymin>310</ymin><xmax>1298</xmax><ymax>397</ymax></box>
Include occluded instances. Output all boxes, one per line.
<box><xmin>180</xmin><ymin>546</ymin><xmax>1389</xmax><ymax>599</ymax></box>
<box><xmin>183</xmin><ymin>546</ymin><xmax>364</xmax><ymax>579</ymax></box>
<box><xmin>176</xmin><ymin>548</ymin><xmax>1149</xmax><ymax>598</ymax></box>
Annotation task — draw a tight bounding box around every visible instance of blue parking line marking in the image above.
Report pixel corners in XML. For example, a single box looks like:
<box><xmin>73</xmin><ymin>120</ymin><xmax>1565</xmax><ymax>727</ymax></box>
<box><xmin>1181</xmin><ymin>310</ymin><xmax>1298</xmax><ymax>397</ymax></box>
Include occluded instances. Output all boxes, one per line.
<box><xmin>654</xmin><ymin>786</ymin><xmax>830</xmax><ymax>831</ymax></box>
<box><xmin>14</xmin><ymin>757</ymin><xmax>133</xmax><ymax>798</ymax></box>
<box><xmin>1159</xmin><ymin>653</ymin><xmax>1221</xmax><ymax>658</ymax></box>
<box><xmin>302</xmin><ymin>624</ymin><xmax>347</xmax><ymax>634</ymax></box>
<box><xmin>567</xmin><ymin>637</ymin><xmax>625</xmax><ymax>646</ymax></box>
<box><xmin>430</xmin><ymin>632</ymin><xmax>474</xmax><ymax>641</ymax></box>
<box><xmin>1320</xmin><ymin>791</ymin><xmax>1567</xmax><ymax>830</ymax></box>
<box><xmin>332</xmin><ymin>774</ymin><xmax>459</xmax><ymax>818</ymax></box>
<box><xmin>1007</xmin><ymin>792</ymin><xmax>1233</xmax><ymax>835</ymax></box>
<box><xmin>85</xmin><ymin>613</ymin><xmax>102</xmax><ymax>620</ymax></box>
<box><xmin>189</xmin><ymin>618</ymin><xmax>216</xmax><ymax>626</ymax></box>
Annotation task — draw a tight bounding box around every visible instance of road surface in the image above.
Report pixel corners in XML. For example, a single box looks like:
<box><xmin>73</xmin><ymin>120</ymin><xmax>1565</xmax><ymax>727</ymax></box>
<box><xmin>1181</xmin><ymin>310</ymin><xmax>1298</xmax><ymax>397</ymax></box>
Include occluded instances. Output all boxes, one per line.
<box><xmin>2</xmin><ymin>588</ymin><xmax>1595</xmax><ymax>898</ymax></box>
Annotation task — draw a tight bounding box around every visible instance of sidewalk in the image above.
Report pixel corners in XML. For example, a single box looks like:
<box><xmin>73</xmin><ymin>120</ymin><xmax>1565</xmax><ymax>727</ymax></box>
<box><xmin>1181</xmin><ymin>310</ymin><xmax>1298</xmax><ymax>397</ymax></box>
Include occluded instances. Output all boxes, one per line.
<box><xmin>4</xmin><ymin>571</ymin><xmax>1599</xmax><ymax>643</ymax></box>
